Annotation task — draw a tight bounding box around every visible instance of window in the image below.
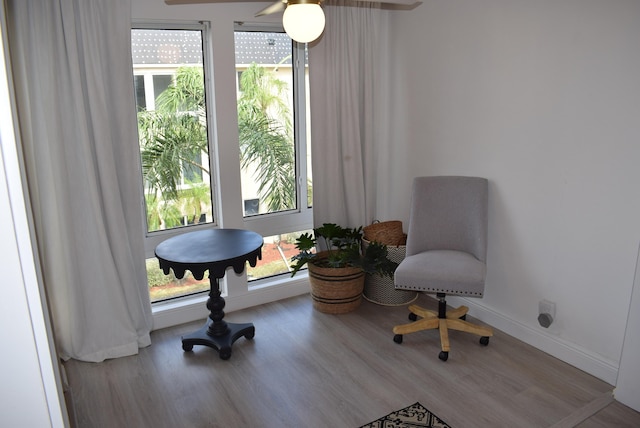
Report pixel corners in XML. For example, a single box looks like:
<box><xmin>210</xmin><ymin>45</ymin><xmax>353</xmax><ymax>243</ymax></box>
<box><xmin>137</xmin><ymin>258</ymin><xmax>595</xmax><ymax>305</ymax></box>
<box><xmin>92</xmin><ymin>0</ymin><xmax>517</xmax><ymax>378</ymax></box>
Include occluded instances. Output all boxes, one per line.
<box><xmin>234</xmin><ymin>27</ymin><xmax>313</xmax><ymax>283</ymax></box>
<box><xmin>132</xmin><ymin>23</ymin><xmax>312</xmax><ymax>303</ymax></box>
<box><xmin>244</xmin><ymin>198</ymin><xmax>260</xmax><ymax>215</ymax></box>
<box><xmin>133</xmin><ymin>75</ymin><xmax>146</xmax><ymax>110</ymax></box>
<box><xmin>132</xmin><ymin>27</ymin><xmax>213</xmax><ymax>235</ymax></box>
<box><xmin>132</xmin><ymin>24</ymin><xmax>215</xmax><ymax>302</ymax></box>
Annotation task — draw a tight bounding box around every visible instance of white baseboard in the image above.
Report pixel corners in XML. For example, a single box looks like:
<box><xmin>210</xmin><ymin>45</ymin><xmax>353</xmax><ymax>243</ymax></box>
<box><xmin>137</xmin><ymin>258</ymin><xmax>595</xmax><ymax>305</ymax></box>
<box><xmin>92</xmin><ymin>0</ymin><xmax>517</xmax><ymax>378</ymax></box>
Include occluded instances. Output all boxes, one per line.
<box><xmin>151</xmin><ymin>282</ymin><xmax>618</xmax><ymax>385</ymax></box>
<box><xmin>152</xmin><ymin>276</ymin><xmax>310</xmax><ymax>331</ymax></box>
<box><xmin>447</xmin><ymin>296</ymin><xmax>619</xmax><ymax>386</ymax></box>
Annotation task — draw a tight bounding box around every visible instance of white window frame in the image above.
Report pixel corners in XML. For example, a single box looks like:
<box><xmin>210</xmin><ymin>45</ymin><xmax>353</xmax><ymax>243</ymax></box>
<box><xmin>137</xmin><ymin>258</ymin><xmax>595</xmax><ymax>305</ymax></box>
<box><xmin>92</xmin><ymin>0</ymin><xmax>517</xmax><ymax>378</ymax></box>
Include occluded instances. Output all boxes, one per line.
<box><xmin>234</xmin><ymin>24</ymin><xmax>313</xmax><ymax>292</ymax></box>
<box><xmin>235</xmin><ymin>23</ymin><xmax>313</xmax><ymax>242</ymax></box>
<box><xmin>132</xmin><ymin>21</ymin><xmax>220</xmax><ymax>259</ymax></box>
<box><xmin>132</xmin><ymin>20</ymin><xmax>312</xmax><ymax>327</ymax></box>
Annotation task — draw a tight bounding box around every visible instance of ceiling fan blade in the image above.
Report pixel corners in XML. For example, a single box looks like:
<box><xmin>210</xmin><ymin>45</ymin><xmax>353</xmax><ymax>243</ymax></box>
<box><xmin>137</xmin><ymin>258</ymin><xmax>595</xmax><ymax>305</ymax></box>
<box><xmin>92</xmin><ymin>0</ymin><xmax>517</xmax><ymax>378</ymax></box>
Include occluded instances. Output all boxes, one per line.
<box><xmin>166</xmin><ymin>0</ymin><xmax>417</xmax><ymax>5</ymax></box>
<box><xmin>166</xmin><ymin>0</ymin><xmax>219</xmax><ymax>4</ymax></box>
<box><xmin>166</xmin><ymin>0</ymin><xmax>273</xmax><ymax>4</ymax></box>
<box><xmin>351</xmin><ymin>0</ymin><xmax>417</xmax><ymax>4</ymax></box>
<box><xmin>255</xmin><ymin>0</ymin><xmax>287</xmax><ymax>17</ymax></box>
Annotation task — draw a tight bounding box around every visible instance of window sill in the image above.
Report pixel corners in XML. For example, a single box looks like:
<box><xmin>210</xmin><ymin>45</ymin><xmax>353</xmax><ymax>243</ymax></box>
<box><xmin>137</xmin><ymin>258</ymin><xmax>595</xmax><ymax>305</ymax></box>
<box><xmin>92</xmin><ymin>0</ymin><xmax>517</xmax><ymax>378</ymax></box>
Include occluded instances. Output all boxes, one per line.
<box><xmin>151</xmin><ymin>273</ymin><xmax>310</xmax><ymax>331</ymax></box>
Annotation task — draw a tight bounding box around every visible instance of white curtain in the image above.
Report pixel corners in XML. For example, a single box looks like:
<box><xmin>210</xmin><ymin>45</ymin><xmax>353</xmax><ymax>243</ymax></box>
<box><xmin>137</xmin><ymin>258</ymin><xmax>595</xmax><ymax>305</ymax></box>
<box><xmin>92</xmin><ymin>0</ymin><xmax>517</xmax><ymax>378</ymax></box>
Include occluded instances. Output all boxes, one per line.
<box><xmin>308</xmin><ymin>0</ymin><xmax>391</xmax><ymax>228</ymax></box>
<box><xmin>7</xmin><ymin>0</ymin><xmax>153</xmax><ymax>362</ymax></box>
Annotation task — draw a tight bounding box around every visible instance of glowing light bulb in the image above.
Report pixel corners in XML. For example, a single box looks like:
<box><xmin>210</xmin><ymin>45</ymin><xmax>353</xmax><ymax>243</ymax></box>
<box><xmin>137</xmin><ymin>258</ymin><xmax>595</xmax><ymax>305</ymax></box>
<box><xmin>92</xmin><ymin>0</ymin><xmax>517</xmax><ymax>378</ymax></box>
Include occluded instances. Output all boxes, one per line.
<box><xmin>283</xmin><ymin>3</ymin><xmax>325</xmax><ymax>43</ymax></box>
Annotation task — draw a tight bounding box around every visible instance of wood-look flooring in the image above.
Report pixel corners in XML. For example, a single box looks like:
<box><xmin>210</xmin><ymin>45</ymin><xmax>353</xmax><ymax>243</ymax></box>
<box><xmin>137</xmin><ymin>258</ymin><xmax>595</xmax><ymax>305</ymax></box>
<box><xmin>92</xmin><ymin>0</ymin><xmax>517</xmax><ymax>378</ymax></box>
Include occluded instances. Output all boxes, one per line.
<box><xmin>63</xmin><ymin>294</ymin><xmax>640</xmax><ymax>427</ymax></box>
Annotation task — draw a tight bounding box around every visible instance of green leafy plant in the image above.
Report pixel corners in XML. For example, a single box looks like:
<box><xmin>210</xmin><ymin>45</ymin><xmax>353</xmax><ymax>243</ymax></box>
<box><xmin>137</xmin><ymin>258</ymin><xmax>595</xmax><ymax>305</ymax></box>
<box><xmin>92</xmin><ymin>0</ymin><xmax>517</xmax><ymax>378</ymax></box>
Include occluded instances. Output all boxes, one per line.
<box><xmin>290</xmin><ymin>223</ymin><xmax>398</xmax><ymax>277</ymax></box>
<box><xmin>137</xmin><ymin>63</ymin><xmax>296</xmax><ymax>231</ymax></box>
<box><xmin>138</xmin><ymin>67</ymin><xmax>209</xmax><ymax>204</ymax></box>
<box><xmin>238</xmin><ymin>63</ymin><xmax>295</xmax><ymax>213</ymax></box>
<box><xmin>179</xmin><ymin>180</ymin><xmax>210</xmax><ymax>224</ymax></box>
<box><xmin>144</xmin><ymin>194</ymin><xmax>183</xmax><ymax>230</ymax></box>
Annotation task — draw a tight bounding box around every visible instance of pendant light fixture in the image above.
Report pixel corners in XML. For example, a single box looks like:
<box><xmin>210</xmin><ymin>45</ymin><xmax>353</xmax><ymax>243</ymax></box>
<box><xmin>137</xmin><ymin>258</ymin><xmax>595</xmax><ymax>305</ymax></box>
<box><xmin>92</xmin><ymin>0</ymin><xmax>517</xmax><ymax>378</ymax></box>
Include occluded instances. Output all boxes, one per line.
<box><xmin>281</xmin><ymin>0</ymin><xmax>325</xmax><ymax>43</ymax></box>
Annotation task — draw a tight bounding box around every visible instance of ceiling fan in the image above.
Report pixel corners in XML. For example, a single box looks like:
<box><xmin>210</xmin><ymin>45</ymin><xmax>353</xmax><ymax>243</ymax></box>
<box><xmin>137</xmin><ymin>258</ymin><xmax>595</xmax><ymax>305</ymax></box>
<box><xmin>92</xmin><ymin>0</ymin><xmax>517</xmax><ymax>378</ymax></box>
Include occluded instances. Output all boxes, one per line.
<box><xmin>165</xmin><ymin>0</ymin><xmax>415</xmax><ymax>43</ymax></box>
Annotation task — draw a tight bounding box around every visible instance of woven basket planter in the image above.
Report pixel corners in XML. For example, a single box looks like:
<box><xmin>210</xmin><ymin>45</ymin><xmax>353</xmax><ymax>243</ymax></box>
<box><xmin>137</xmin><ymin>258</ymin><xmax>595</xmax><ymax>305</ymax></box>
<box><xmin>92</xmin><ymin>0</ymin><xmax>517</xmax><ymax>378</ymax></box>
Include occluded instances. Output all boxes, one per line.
<box><xmin>307</xmin><ymin>252</ymin><xmax>365</xmax><ymax>314</ymax></box>
<box><xmin>362</xmin><ymin>238</ymin><xmax>418</xmax><ymax>306</ymax></box>
<box><xmin>363</xmin><ymin>220</ymin><xmax>405</xmax><ymax>246</ymax></box>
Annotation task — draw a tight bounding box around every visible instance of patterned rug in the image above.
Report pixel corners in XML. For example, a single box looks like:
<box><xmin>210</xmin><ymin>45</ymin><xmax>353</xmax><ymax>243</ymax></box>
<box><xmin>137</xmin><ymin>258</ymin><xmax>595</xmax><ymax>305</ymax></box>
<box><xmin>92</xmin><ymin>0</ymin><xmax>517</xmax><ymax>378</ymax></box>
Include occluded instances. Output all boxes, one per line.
<box><xmin>359</xmin><ymin>402</ymin><xmax>451</xmax><ymax>428</ymax></box>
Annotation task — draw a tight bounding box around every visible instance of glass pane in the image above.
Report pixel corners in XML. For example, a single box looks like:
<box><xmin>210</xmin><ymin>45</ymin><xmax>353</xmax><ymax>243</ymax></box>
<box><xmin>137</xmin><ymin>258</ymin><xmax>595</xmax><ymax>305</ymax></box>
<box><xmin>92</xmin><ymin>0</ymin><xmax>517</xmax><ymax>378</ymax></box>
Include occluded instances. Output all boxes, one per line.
<box><xmin>133</xmin><ymin>75</ymin><xmax>146</xmax><ymax>110</ymax></box>
<box><xmin>246</xmin><ymin>231</ymin><xmax>312</xmax><ymax>283</ymax></box>
<box><xmin>146</xmin><ymin>258</ymin><xmax>210</xmax><ymax>303</ymax></box>
<box><xmin>152</xmin><ymin>75</ymin><xmax>172</xmax><ymax>101</ymax></box>
<box><xmin>235</xmin><ymin>31</ymin><xmax>296</xmax><ymax>217</ymax></box>
<box><xmin>132</xmin><ymin>29</ymin><xmax>213</xmax><ymax>232</ymax></box>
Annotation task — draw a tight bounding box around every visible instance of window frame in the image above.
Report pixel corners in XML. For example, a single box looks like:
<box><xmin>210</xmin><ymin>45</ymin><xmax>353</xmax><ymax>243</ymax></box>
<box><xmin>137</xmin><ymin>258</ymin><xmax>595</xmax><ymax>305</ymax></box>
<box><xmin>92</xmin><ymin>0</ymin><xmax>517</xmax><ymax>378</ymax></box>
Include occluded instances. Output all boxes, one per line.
<box><xmin>235</xmin><ymin>23</ymin><xmax>313</xmax><ymax>241</ymax></box>
<box><xmin>131</xmin><ymin>21</ymin><xmax>220</xmax><ymax>259</ymax></box>
<box><xmin>131</xmin><ymin>20</ymin><xmax>313</xmax><ymax>306</ymax></box>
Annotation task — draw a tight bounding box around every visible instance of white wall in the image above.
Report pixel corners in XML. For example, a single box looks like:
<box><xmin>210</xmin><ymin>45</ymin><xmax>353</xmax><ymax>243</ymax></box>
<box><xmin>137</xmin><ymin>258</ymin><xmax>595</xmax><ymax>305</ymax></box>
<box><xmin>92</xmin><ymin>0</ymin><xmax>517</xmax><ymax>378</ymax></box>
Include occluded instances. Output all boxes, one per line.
<box><xmin>386</xmin><ymin>0</ymin><xmax>640</xmax><ymax>385</ymax></box>
<box><xmin>615</xmin><ymin>243</ymin><xmax>640</xmax><ymax>410</ymax></box>
<box><xmin>0</xmin><ymin>149</ymin><xmax>65</xmax><ymax>428</ymax></box>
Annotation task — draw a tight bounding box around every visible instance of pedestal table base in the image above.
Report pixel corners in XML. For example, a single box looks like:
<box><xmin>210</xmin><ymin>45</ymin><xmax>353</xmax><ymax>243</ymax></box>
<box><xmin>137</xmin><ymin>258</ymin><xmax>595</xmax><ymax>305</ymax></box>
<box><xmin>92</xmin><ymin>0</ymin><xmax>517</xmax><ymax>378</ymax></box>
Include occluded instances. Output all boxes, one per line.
<box><xmin>181</xmin><ymin>319</ymin><xmax>255</xmax><ymax>360</ymax></box>
<box><xmin>154</xmin><ymin>229</ymin><xmax>263</xmax><ymax>361</ymax></box>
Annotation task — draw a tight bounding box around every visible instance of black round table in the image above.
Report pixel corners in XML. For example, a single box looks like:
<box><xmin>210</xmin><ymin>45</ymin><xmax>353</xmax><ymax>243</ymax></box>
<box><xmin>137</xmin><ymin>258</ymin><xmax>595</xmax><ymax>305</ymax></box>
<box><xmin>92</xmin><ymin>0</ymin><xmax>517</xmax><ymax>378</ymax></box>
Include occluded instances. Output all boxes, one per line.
<box><xmin>155</xmin><ymin>229</ymin><xmax>263</xmax><ymax>360</ymax></box>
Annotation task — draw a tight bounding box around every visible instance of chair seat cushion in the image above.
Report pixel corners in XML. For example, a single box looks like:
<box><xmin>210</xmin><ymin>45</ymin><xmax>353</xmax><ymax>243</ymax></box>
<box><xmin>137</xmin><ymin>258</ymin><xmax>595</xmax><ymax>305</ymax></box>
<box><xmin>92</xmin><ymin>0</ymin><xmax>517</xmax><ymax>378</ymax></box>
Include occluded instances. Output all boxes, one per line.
<box><xmin>394</xmin><ymin>250</ymin><xmax>486</xmax><ymax>296</ymax></box>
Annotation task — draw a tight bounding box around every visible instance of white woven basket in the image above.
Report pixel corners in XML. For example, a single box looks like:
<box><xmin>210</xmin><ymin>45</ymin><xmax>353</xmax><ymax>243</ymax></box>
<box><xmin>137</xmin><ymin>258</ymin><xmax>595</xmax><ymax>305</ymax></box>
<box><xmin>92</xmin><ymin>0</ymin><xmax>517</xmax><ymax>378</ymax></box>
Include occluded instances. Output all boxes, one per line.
<box><xmin>362</xmin><ymin>239</ymin><xmax>418</xmax><ymax>306</ymax></box>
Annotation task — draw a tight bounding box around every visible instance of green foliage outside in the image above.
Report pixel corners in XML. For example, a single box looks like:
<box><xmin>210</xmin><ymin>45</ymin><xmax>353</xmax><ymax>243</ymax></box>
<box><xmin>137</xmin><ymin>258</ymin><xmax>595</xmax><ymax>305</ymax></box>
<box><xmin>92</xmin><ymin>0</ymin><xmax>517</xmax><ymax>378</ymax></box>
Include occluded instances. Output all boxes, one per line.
<box><xmin>238</xmin><ymin>63</ymin><xmax>295</xmax><ymax>213</ymax></box>
<box><xmin>138</xmin><ymin>63</ymin><xmax>300</xmax><ymax>296</ymax></box>
<box><xmin>137</xmin><ymin>66</ymin><xmax>210</xmax><ymax>231</ymax></box>
<box><xmin>137</xmin><ymin>63</ymin><xmax>296</xmax><ymax>230</ymax></box>
<box><xmin>146</xmin><ymin>259</ymin><xmax>175</xmax><ymax>287</ymax></box>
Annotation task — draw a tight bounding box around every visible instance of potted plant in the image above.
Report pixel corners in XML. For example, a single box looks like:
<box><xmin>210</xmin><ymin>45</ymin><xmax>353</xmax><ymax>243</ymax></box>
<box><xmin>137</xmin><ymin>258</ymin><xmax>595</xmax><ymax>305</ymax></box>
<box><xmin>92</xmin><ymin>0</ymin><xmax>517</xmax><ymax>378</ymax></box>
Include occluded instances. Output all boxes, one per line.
<box><xmin>291</xmin><ymin>223</ymin><xmax>397</xmax><ymax>314</ymax></box>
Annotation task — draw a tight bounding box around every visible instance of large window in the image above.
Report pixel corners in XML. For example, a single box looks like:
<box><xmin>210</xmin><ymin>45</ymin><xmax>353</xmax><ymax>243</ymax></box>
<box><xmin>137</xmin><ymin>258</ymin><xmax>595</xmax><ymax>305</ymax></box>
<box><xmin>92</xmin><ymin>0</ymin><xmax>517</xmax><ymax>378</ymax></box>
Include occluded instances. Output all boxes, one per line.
<box><xmin>132</xmin><ymin>27</ymin><xmax>214</xmax><ymax>234</ymax></box>
<box><xmin>234</xmin><ymin>28</ymin><xmax>313</xmax><ymax>284</ymax></box>
<box><xmin>132</xmin><ymin>25</ymin><xmax>214</xmax><ymax>303</ymax></box>
<box><xmin>132</xmin><ymin>23</ymin><xmax>312</xmax><ymax>303</ymax></box>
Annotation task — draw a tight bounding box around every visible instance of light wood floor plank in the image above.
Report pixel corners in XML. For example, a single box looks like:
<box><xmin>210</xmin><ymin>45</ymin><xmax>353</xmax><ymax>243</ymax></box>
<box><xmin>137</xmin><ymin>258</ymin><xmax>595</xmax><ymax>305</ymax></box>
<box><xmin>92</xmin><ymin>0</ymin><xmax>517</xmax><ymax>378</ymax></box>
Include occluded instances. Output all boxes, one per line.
<box><xmin>64</xmin><ymin>294</ymin><xmax>640</xmax><ymax>427</ymax></box>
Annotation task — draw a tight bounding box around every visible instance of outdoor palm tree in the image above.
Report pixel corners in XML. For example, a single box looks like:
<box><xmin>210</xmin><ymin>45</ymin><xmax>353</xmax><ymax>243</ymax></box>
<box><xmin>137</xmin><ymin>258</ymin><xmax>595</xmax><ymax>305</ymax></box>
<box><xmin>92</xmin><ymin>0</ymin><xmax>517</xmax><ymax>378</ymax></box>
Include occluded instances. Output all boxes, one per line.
<box><xmin>237</xmin><ymin>63</ymin><xmax>296</xmax><ymax>213</ymax></box>
<box><xmin>136</xmin><ymin>66</ymin><xmax>210</xmax><ymax>230</ymax></box>
<box><xmin>137</xmin><ymin>63</ymin><xmax>296</xmax><ymax>230</ymax></box>
<box><xmin>138</xmin><ymin>108</ymin><xmax>208</xmax><ymax>200</ymax></box>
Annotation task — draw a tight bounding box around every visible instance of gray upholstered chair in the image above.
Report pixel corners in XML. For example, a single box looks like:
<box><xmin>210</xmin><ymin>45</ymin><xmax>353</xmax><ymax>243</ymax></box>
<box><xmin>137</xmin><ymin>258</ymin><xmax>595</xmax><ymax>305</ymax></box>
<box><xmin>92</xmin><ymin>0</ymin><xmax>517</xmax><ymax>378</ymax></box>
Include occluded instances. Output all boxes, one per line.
<box><xmin>393</xmin><ymin>176</ymin><xmax>493</xmax><ymax>361</ymax></box>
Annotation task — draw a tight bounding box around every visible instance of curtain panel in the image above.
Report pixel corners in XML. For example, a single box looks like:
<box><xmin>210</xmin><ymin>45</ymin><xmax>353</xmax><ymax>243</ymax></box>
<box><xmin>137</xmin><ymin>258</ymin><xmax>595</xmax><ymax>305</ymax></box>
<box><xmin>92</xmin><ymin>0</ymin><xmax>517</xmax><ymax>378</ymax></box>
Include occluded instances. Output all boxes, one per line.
<box><xmin>308</xmin><ymin>0</ymin><xmax>391</xmax><ymax>229</ymax></box>
<box><xmin>7</xmin><ymin>0</ymin><xmax>153</xmax><ymax>362</ymax></box>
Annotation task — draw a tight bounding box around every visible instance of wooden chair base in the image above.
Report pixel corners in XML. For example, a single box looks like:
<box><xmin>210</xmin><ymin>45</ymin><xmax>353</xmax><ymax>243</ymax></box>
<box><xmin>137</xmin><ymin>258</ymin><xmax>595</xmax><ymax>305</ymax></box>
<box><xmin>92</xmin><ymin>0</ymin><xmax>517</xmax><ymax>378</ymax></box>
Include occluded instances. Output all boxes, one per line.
<box><xmin>393</xmin><ymin>303</ymin><xmax>493</xmax><ymax>353</ymax></box>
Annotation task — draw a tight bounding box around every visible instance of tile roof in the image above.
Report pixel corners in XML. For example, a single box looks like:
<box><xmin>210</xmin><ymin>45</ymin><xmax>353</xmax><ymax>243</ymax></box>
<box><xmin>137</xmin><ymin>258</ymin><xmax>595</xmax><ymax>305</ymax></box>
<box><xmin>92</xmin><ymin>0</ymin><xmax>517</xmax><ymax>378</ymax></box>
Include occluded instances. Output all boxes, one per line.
<box><xmin>132</xmin><ymin>29</ymin><xmax>203</xmax><ymax>65</ymax></box>
<box><xmin>131</xmin><ymin>29</ymin><xmax>293</xmax><ymax>66</ymax></box>
<box><xmin>234</xmin><ymin>31</ymin><xmax>292</xmax><ymax>65</ymax></box>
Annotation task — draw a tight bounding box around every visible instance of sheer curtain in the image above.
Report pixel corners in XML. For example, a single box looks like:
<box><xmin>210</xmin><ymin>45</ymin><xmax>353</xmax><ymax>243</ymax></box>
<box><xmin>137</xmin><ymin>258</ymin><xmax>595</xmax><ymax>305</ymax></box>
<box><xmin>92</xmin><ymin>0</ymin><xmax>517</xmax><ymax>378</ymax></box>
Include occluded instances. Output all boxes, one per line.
<box><xmin>308</xmin><ymin>0</ymin><xmax>391</xmax><ymax>228</ymax></box>
<box><xmin>7</xmin><ymin>0</ymin><xmax>153</xmax><ymax>362</ymax></box>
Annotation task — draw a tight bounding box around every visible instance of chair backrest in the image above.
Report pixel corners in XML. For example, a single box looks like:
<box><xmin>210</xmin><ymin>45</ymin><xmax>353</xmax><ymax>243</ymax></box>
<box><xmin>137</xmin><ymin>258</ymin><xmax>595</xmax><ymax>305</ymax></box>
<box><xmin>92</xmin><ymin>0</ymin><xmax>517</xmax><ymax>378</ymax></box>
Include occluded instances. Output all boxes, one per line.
<box><xmin>406</xmin><ymin>176</ymin><xmax>488</xmax><ymax>262</ymax></box>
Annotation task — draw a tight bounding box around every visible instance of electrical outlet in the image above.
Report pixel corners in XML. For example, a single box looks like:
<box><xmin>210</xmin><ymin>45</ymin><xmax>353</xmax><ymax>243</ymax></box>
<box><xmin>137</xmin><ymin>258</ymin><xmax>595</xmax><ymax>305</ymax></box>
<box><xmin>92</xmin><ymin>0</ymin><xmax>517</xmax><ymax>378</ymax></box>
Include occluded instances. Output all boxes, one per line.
<box><xmin>539</xmin><ymin>299</ymin><xmax>556</xmax><ymax>318</ymax></box>
<box><xmin>538</xmin><ymin>299</ymin><xmax>556</xmax><ymax>328</ymax></box>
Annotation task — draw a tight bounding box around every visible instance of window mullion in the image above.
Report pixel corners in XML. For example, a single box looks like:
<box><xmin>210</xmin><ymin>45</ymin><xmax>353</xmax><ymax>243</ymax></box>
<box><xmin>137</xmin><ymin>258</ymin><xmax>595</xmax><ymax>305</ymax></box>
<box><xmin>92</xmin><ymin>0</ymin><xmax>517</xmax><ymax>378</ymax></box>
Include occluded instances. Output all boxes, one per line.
<box><xmin>292</xmin><ymin>41</ymin><xmax>309</xmax><ymax>214</ymax></box>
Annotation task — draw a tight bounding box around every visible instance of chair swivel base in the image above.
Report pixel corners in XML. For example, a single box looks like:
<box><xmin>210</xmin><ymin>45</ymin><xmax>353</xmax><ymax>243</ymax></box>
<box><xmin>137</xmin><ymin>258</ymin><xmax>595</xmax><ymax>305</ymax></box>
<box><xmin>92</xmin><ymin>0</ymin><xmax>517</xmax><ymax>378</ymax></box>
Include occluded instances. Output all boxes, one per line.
<box><xmin>393</xmin><ymin>300</ymin><xmax>492</xmax><ymax>361</ymax></box>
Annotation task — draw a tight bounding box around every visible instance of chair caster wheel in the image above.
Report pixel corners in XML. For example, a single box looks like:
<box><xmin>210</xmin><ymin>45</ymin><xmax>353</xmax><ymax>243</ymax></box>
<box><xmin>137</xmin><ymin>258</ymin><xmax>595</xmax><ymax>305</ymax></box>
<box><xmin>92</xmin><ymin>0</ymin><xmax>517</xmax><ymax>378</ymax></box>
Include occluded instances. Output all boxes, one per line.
<box><xmin>408</xmin><ymin>313</ymin><xmax>418</xmax><ymax>321</ymax></box>
<box><xmin>182</xmin><ymin>342</ymin><xmax>193</xmax><ymax>352</ymax></box>
<box><xmin>439</xmin><ymin>351</ymin><xmax>449</xmax><ymax>361</ymax></box>
<box><xmin>480</xmin><ymin>336</ymin><xmax>490</xmax><ymax>346</ymax></box>
<box><xmin>393</xmin><ymin>334</ymin><xmax>403</xmax><ymax>344</ymax></box>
